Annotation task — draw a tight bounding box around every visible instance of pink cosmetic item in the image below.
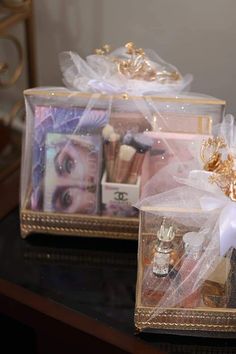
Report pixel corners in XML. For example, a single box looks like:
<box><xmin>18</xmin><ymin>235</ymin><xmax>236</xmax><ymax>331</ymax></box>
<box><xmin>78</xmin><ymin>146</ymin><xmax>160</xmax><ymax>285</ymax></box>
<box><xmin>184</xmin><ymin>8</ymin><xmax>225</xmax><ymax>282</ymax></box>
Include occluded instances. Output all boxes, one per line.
<box><xmin>109</xmin><ymin>111</ymin><xmax>152</xmax><ymax>136</ymax></box>
<box><xmin>140</xmin><ymin>131</ymin><xmax>211</xmax><ymax>197</ymax></box>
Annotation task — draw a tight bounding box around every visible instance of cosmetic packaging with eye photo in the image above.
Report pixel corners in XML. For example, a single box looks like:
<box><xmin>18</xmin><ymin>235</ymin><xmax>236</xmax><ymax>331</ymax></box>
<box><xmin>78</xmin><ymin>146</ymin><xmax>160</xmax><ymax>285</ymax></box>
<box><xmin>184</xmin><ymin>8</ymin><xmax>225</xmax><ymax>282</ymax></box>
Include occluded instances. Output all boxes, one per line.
<box><xmin>30</xmin><ymin>105</ymin><xmax>108</xmax><ymax>212</ymax></box>
<box><xmin>43</xmin><ymin>133</ymin><xmax>102</xmax><ymax>215</ymax></box>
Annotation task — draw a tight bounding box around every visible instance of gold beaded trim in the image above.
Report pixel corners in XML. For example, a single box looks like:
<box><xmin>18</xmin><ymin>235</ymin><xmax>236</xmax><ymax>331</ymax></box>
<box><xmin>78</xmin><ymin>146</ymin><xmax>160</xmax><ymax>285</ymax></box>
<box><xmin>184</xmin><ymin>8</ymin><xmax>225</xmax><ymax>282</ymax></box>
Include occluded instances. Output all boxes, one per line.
<box><xmin>20</xmin><ymin>210</ymin><xmax>139</xmax><ymax>240</ymax></box>
<box><xmin>135</xmin><ymin>308</ymin><xmax>236</xmax><ymax>332</ymax></box>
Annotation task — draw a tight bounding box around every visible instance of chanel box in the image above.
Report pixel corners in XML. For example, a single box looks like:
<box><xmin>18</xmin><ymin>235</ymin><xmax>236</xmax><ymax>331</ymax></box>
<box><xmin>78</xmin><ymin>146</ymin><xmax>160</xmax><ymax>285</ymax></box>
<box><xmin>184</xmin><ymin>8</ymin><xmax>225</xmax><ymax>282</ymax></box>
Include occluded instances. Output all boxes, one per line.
<box><xmin>101</xmin><ymin>172</ymin><xmax>140</xmax><ymax>217</ymax></box>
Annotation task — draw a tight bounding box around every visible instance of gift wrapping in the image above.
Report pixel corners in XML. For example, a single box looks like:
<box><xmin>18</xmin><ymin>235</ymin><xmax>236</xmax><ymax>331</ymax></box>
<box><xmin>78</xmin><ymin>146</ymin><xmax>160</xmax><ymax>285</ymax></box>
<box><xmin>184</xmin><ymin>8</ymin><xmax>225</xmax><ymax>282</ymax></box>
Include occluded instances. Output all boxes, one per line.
<box><xmin>135</xmin><ymin>117</ymin><xmax>236</xmax><ymax>333</ymax></box>
<box><xmin>20</xmin><ymin>42</ymin><xmax>225</xmax><ymax>239</ymax></box>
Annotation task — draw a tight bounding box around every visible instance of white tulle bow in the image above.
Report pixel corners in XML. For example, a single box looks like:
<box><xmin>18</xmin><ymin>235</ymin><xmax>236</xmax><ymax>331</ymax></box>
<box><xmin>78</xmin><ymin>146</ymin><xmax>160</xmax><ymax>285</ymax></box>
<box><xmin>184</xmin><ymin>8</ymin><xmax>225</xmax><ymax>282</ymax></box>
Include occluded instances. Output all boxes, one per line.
<box><xmin>184</xmin><ymin>170</ymin><xmax>236</xmax><ymax>256</ymax></box>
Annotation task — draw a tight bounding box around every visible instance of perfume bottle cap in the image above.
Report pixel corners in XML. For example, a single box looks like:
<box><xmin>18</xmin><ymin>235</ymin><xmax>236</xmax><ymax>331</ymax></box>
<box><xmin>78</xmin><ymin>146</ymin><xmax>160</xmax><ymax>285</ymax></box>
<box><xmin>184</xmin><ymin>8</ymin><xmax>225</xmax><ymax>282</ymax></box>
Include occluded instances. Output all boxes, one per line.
<box><xmin>157</xmin><ymin>224</ymin><xmax>175</xmax><ymax>242</ymax></box>
<box><xmin>183</xmin><ymin>232</ymin><xmax>204</xmax><ymax>254</ymax></box>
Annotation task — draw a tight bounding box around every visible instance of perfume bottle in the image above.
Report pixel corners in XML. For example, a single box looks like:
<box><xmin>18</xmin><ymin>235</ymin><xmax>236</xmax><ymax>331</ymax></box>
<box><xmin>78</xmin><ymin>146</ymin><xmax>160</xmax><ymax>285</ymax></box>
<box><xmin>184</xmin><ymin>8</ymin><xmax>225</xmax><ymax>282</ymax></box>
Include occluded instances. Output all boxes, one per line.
<box><xmin>152</xmin><ymin>219</ymin><xmax>175</xmax><ymax>277</ymax></box>
<box><xmin>180</xmin><ymin>231</ymin><xmax>205</xmax><ymax>308</ymax></box>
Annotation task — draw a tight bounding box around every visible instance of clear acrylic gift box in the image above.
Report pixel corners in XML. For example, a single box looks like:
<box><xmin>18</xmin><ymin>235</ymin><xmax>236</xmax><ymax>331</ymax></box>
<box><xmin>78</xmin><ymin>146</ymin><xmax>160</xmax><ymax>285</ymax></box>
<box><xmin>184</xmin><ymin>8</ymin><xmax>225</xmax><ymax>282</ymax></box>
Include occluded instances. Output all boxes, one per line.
<box><xmin>20</xmin><ymin>88</ymin><xmax>225</xmax><ymax>239</ymax></box>
<box><xmin>20</xmin><ymin>42</ymin><xmax>226</xmax><ymax>239</ymax></box>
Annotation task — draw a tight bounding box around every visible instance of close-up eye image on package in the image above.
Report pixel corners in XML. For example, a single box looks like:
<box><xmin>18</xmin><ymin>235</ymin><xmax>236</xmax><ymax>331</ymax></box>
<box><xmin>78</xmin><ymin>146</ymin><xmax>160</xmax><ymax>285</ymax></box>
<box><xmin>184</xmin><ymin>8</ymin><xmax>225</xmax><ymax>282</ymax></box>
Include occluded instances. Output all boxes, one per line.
<box><xmin>0</xmin><ymin>1</ymin><xmax>236</xmax><ymax>353</ymax></box>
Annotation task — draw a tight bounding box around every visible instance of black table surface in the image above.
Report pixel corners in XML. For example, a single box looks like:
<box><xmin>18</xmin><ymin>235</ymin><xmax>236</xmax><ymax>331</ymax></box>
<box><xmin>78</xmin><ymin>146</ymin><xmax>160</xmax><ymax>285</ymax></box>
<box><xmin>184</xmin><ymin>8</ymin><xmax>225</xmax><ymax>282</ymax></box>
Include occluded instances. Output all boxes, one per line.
<box><xmin>0</xmin><ymin>209</ymin><xmax>235</xmax><ymax>353</ymax></box>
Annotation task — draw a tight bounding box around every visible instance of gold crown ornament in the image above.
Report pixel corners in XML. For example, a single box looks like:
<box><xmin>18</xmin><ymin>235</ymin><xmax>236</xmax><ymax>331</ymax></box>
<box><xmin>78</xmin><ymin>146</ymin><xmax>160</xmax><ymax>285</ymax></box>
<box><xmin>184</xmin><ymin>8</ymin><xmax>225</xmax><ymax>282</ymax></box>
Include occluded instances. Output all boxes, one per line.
<box><xmin>201</xmin><ymin>137</ymin><xmax>236</xmax><ymax>201</ymax></box>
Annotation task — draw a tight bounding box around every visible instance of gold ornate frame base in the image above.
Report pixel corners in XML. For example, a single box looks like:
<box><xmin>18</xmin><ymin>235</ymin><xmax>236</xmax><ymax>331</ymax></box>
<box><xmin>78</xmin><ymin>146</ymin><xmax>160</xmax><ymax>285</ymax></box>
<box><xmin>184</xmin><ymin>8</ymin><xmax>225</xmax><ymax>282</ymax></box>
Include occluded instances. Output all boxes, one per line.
<box><xmin>135</xmin><ymin>307</ymin><xmax>236</xmax><ymax>333</ymax></box>
<box><xmin>20</xmin><ymin>209</ymin><xmax>139</xmax><ymax>240</ymax></box>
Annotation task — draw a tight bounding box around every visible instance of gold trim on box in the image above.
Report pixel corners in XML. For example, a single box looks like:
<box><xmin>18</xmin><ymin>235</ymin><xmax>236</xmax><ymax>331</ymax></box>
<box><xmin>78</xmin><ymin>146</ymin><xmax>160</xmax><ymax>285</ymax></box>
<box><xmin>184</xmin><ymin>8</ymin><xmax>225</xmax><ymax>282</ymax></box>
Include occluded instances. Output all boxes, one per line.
<box><xmin>23</xmin><ymin>88</ymin><xmax>226</xmax><ymax>106</ymax></box>
<box><xmin>198</xmin><ymin>115</ymin><xmax>213</xmax><ymax>135</ymax></box>
<box><xmin>140</xmin><ymin>206</ymin><xmax>204</xmax><ymax>213</ymax></box>
<box><xmin>135</xmin><ymin>307</ymin><xmax>236</xmax><ymax>332</ymax></box>
<box><xmin>20</xmin><ymin>209</ymin><xmax>139</xmax><ymax>240</ymax></box>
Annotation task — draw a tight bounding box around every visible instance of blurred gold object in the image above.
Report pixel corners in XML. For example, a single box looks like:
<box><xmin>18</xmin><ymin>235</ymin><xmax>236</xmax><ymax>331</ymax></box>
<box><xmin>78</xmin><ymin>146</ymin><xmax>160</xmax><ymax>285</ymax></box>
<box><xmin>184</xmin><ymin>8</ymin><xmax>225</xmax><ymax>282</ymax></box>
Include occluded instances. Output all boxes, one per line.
<box><xmin>95</xmin><ymin>41</ymin><xmax>181</xmax><ymax>82</ymax></box>
<box><xmin>117</xmin><ymin>42</ymin><xmax>157</xmax><ymax>81</ymax></box>
<box><xmin>0</xmin><ymin>34</ymin><xmax>23</xmax><ymax>88</ymax></box>
<box><xmin>0</xmin><ymin>62</ymin><xmax>8</xmax><ymax>73</ymax></box>
<box><xmin>201</xmin><ymin>137</ymin><xmax>227</xmax><ymax>172</ymax></box>
<box><xmin>95</xmin><ymin>44</ymin><xmax>111</xmax><ymax>55</ymax></box>
<box><xmin>202</xmin><ymin>280</ymin><xmax>227</xmax><ymax>308</ymax></box>
<box><xmin>201</xmin><ymin>137</ymin><xmax>236</xmax><ymax>201</ymax></box>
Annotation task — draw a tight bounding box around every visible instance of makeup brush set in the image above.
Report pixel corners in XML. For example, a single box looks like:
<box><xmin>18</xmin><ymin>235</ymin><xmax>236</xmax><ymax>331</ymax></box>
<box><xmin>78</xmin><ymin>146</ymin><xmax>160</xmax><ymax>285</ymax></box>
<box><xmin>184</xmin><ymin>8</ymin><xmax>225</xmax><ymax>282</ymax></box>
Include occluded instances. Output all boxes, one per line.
<box><xmin>101</xmin><ymin>125</ymin><xmax>154</xmax><ymax>217</ymax></box>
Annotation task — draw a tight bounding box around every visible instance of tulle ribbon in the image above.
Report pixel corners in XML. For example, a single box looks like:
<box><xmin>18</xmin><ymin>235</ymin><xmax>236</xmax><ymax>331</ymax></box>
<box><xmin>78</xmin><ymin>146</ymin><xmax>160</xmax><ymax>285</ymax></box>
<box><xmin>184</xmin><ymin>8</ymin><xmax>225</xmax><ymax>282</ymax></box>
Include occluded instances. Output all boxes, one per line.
<box><xmin>179</xmin><ymin>170</ymin><xmax>236</xmax><ymax>256</ymax></box>
<box><xmin>59</xmin><ymin>46</ymin><xmax>193</xmax><ymax>95</ymax></box>
<box><xmin>200</xmin><ymin>195</ymin><xmax>236</xmax><ymax>256</ymax></box>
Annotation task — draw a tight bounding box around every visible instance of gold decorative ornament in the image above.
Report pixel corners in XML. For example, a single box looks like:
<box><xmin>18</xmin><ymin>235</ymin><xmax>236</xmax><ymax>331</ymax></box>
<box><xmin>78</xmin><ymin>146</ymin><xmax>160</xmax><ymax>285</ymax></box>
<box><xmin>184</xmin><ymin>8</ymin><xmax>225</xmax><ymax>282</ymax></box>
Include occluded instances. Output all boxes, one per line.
<box><xmin>116</xmin><ymin>41</ymin><xmax>157</xmax><ymax>81</ymax></box>
<box><xmin>201</xmin><ymin>137</ymin><xmax>236</xmax><ymax>201</ymax></box>
<box><xmin>94</xmin><ymin>41</ymin><xmax>182</xmax><ymax>82</ymax></box>
<box><xmin>94</xmin><ymin>44</ymin><xmax>111</xmax><ymax>55</ymax></box>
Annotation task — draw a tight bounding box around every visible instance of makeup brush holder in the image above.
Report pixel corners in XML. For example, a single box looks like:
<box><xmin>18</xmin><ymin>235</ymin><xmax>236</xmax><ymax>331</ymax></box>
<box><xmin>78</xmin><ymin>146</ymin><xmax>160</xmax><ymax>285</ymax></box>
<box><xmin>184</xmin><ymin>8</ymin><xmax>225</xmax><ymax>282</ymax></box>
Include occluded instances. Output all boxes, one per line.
<box><xmin>101</xmin><ymin>172</ymin><xmax>140</xmax><ymax>217</ymax></box>
<box><xmin>20</xmin><ymin>87</ymin><xmax>225</xmax><ymax>240</ymax></box>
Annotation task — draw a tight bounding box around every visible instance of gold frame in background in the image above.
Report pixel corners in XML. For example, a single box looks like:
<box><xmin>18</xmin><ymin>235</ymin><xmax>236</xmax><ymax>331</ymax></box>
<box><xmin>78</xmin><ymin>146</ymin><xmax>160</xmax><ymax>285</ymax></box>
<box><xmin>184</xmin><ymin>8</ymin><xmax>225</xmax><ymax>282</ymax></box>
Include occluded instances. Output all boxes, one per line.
<box><xmin>0</xmin><ymin>0</ymin><xmax>36</xmax><ymax>87</ymax></box>
<box><xmin>0</xmin><ymin>34</ymin><xmax>23</xmax><ymax>88</ymax></box>
<box><xmin>135</xmin><ymin>209</ymin><xmax>236</xmax><ymax>333</ymax></box>
<box><xmin>1</xmin><ymin>0</ymin><xmax>31</xmax><ymax>12</ymax></box>
<box><xmin>0</xmin><ymin>1</ymin><xmax>36</xmax><ymax>219</ymax></box>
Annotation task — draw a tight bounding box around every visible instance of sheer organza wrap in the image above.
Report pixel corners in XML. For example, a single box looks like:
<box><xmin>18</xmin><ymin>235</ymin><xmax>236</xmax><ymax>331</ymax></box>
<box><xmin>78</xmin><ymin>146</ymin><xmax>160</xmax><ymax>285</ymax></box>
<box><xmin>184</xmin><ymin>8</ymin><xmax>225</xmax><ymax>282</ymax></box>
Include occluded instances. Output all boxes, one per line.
<box><xmin>59</xmin><ymin>45</ymin><xmax>193</xmax><ymax>95</ymax></box>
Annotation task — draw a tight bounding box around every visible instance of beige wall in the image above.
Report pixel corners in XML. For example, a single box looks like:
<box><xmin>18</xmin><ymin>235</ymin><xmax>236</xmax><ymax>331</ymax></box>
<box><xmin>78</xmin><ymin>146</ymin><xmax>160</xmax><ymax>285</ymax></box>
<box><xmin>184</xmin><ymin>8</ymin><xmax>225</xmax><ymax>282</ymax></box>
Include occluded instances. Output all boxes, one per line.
<box><xmin>34</xmin><ymin>0</ymin><xmax>236</xmax><ymax>113</ymax></box>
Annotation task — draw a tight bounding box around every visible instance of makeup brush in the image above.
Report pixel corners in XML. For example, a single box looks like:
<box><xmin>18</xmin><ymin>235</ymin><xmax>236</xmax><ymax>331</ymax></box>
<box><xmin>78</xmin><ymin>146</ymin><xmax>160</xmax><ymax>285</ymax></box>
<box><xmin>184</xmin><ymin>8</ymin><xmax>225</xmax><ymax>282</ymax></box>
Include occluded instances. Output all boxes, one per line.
<box><xmin>103</xmin><ymin>128</ymin><xmax>120</xmax><ymax>182</ymax></box>
<box><xmin>114</xmin><ymin>144</ymin><xmax>136</xmax><ymax>183</ymax></box>
<box><xmin>127</xmin><ymin>134</ymin><xmax>153</xmax><ymax>184</ymax></box>
<box><xmin>102</xmin><ymin>124</ymin><xmax>115</xmax><ymax>181</ymax></box>
<box><xmin>122</xmin><ymin>131</ymin><xmax>134</xmax><ymax>145</ymax></box>
<box><xmin>102</xmin><ymin>124</ymin><xmax>115</xmax><ymax>141</ymax></box>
